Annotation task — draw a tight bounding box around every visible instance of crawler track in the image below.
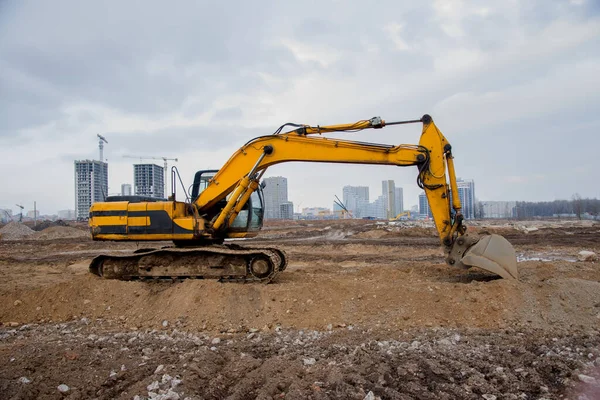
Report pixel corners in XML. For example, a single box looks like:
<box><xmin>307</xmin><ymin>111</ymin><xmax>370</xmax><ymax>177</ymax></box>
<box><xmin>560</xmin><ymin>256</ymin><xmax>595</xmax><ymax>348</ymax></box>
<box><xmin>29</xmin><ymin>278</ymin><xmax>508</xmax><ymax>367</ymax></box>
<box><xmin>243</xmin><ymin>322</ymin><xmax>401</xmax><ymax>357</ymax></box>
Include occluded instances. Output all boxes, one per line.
<box><xmin>89</xmin><ymin>244</ymin><xmax>287</xmax><ymax>283</ymax></box>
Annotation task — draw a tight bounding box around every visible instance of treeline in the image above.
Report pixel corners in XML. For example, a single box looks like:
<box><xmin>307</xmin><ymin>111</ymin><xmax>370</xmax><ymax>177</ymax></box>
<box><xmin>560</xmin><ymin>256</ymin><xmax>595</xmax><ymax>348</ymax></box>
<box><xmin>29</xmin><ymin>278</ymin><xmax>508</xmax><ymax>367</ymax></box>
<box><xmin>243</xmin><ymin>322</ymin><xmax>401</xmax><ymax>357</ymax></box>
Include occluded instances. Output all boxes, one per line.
<box><xmin>513</xmin><ymin>196</ymin><xmax>600</xmax><ymax>219</ymax></box>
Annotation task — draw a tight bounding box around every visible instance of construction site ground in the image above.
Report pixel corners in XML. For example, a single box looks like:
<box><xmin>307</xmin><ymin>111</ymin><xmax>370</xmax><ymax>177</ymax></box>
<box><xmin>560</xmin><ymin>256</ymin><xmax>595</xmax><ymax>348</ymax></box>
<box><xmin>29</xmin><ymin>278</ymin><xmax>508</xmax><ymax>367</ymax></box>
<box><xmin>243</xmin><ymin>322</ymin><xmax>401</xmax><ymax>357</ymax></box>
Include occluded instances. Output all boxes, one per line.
<box><xmin>1</xmin><ymin>219</ymin><xmax>599</xmax><ymax>399</ymax></box>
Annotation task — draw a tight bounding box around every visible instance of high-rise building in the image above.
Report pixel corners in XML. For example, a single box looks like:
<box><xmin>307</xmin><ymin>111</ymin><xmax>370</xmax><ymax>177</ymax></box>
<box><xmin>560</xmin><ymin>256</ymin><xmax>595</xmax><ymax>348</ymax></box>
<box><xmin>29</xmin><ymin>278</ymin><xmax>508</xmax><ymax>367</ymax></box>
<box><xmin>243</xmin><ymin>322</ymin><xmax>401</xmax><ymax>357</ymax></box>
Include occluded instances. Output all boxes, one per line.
<box><xmin>381</xmin><ymin>180</ymin><xmax>396</xmax><ymax>219</ymax></box>
<box><xmin>75</xmin><ymin>160</ymin><xmax>108</xmax><ymax>220</ymax></box>
<box><xmin>365</xmin><ymin>195</ymin><xmax>386</xmax><ymax>219</ymax></box>
<box><xmin>418</xmin><ymin>191</ymin><xmax>432</xmax><ymax>218</ymax></box>
<box><xmin>263</xmin><ymin>176</ymin><xmax>288</xmax><ymax>219</ymax></box>
<box><xmin>395</xmin><ymin>187</ymin><xmax>404</xmax><ymax>215</ymax></box>
<box><xmin>121</xmin><ymin>183</ymin><xmax>132</xmax><ymax>196</ymax></box>
<box><xmin>279</xmin><ymin>201</ymin><xmax>294</xmax><ymax>220</ymax></box>
<box><xmin>418</xmin><ymin>179</ymin><xmax>476</xmax><ymax>219</ymax></box>
<box><xmin>456</xmin><ymin>179</ymin><xmax>475</xmax><ymax>219</ymax></box>
<box><xmin>342</xmin><ymin>186</ymin><xmax>369</xmax><ymax>218</ymax></box>
<box><xmin>134</xmin><ymin>164</ymin><xmax>164</xmax><ymax>198</ymax></box>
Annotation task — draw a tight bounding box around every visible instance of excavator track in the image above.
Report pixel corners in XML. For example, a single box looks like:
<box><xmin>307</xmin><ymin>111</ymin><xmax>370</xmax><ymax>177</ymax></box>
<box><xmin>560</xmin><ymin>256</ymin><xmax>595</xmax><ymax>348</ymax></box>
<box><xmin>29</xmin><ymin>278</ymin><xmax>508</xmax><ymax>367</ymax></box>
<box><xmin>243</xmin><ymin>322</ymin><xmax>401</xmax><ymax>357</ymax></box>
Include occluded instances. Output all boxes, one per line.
<box><xmin>89</xmin><ymin>244</ymin><xmax>287</xmax><ymax>283</ymax></box>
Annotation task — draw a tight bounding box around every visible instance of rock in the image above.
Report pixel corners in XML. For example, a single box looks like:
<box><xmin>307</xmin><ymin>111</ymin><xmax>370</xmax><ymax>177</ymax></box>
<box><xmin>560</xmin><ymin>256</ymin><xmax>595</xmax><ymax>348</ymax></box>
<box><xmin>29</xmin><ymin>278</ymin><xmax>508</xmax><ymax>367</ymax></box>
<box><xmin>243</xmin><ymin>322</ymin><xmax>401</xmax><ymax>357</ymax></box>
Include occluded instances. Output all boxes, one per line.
<box><xmin>142</xmin><ymin>347</ymin><xmax>153</xmax><ymax>356</ymax></box>
<box><xmin>57</xmin><ymin>384</ymin><xmax>70</xmax><ymax>393</ymax></box>
<box><xmin>171</xmin><ymin>377</ymin><xmax>182</xmax><ymax>388</ymax></box>
<box><xmin>162</xmin><ymin>320</ymin><xmax>169</xmax><ymax>328</ymax></box>
<box><xmin>211</xmin><ymin>337</ymin><xmax>221</xmax><ymax>345</ymax></box>
<box><xmin>8</xmin><ymin>322</ymin><xmax>19</xmax><ymax>327</ymax></box>
<box><xmin>578</xmin><ymin>251</ymin><xmax>598</xmax><ymax>262</ymax></box>
<box><xmin>303</xmin><ymin>358</ymin><xmax>316</xmax><ymax>366</ymax></box>
<box><xmin>410</xmin><ymin>340</ymin><xmax>421</xmax><ymax>349</ymax></box>
<box><xmin>482</xmin><ymin>395</ymin><xmax>497</xmax><ymax>400</ymax></box>
<box><xmin>364</xmin><ymin>391</ymin><xmax>376</xmax><ymax>400</ymax></box>
<box><xmin>147</xmin><ymin>381</ymin><xmax>160</xmax><ymax>391</ymax></box>
<box><xmin>155</xmin><ymin>365</ymin><xmax>165</xmax><ymax>374</ymax></box>
<box><xmin>13</xmin><ymin>300</ymin><xmax>22</xmax><ymax>306</ymax></box>
<box><xmin>249</xmin><ymin>328</ymin><xmax>259</xmax><ymax>333</ymax></box>
<box><xmin>109</xmin><ymin>370</ymin><xmax>117</xmax><ymax>378</ymax></box>
<box><xmin>326</xmin><ymin>324</ymin><xmax>333</xmax><ymax>331</ymax></box>
<box><xmin>18</xmin><ymin>377</ymin><xmax>31</xmax><ymax>384</ymax></box>
<box><xmin>247</xmin><ymin>332</ymin><xmax>255</xmax><ymax>339</ymax></box>
<box><xmin>83</xmin><ymin>299</ymin><xmax>91</xmax><ymax>305</ymax></box>
<box><xmin>578</xmin><ymin>374</ymin><xmax>597</xmax><ymax>384</ymax></box>
<box><xmin>161</xmin><ymin>389</ymin><xmax>181</xmax><ymax>400</ymax></box>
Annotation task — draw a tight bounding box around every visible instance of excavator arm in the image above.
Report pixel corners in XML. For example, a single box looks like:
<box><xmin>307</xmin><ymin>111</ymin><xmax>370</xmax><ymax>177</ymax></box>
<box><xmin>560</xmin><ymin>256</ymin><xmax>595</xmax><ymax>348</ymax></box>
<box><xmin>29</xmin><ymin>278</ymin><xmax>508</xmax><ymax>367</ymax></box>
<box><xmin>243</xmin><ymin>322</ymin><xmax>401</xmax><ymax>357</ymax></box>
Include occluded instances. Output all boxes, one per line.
<box><xmin>198</xmin><ymin>115</ymin><xmax>518</xmax><ymax>280</ymax></box>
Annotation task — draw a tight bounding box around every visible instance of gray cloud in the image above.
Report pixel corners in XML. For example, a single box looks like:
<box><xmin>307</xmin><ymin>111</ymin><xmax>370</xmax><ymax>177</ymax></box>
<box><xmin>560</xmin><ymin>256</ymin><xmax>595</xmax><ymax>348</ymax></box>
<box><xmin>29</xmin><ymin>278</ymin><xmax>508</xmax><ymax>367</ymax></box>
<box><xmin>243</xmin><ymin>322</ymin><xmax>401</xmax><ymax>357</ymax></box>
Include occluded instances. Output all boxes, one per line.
<box><xmin>0</xmin><ymin>0</ymin><xmax>599</xmax><ymax>214</ymax></box>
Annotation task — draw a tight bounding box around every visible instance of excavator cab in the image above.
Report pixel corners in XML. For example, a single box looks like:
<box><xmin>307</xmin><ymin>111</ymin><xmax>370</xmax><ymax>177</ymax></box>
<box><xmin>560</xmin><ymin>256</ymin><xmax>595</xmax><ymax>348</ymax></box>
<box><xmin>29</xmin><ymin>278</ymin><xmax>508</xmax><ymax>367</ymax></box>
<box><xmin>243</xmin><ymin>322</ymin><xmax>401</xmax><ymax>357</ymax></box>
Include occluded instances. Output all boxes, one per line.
<box><xmin>190</xmin><ymin>169</ymin><xmax>264</xmax><ymax>233</ymax></box>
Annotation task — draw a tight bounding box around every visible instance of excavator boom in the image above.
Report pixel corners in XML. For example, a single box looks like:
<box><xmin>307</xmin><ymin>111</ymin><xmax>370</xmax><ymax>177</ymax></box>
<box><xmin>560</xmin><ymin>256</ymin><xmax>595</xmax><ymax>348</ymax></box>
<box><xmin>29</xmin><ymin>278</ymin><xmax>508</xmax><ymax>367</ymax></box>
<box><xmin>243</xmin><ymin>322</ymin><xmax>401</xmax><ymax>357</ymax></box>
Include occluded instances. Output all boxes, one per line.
<box><xmin>89</xmin><ymin>114</ymin><xmax>518</xmax><ymax>281</ymax></box>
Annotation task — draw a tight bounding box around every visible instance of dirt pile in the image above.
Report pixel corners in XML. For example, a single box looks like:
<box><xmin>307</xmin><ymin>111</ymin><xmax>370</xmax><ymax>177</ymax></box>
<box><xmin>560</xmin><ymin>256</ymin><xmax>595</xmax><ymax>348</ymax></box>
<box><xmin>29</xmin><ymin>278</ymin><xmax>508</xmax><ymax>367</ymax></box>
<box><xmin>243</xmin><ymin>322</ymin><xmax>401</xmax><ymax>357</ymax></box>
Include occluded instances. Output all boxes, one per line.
<box><xmin>1</xmin><ymin>219</ymin><xmax>600</xmax><ymax>398</ymax></box>
<box><xmin>33</xmin><ymin>226</ymin><xmax>90</xmax><ymax>240</ymax></box>
<box><xmin>31</xmin><ymin>219</ymin><xmax>69</xmax><ymax>232</ymax></box>
<box><xmin>0</xmin><ymin>222</ymin><xmax>35</xmax><ymax>240</ymax></box>
<box><xmin>1</xmin><ymin>320</ymin><xmax>599</xmax><ymax>400</ymax></box>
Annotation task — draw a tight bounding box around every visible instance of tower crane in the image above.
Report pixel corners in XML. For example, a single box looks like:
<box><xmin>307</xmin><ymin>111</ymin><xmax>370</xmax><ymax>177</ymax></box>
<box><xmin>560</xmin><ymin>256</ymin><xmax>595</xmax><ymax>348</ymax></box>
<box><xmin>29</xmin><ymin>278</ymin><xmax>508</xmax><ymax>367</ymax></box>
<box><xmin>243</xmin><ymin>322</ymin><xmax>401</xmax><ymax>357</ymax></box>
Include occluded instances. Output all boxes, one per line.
<box><xmin>15</xmin><ymin>204</ymin><xmax>24</xmax><ymax>222</ymax></box>
<box><xmin>123</xmin><ymin>155</ymin><xmax>178</xmax><ymax>197</ymax></box>
<box><xmin>97</xmin><ymin>134</ymin><xmax>108</xmax><ymax>161</ymax></box>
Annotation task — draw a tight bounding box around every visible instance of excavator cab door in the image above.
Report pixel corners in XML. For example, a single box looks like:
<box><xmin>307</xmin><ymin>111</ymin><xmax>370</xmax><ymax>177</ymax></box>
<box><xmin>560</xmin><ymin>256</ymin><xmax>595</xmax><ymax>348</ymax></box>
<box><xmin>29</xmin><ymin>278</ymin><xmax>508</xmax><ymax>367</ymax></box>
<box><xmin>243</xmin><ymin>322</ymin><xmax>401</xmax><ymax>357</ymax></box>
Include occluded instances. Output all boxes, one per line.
<box><xmin>229</xmin><ymin>187</ymin><xmax>264</xmax><ymax>232</ymax></box>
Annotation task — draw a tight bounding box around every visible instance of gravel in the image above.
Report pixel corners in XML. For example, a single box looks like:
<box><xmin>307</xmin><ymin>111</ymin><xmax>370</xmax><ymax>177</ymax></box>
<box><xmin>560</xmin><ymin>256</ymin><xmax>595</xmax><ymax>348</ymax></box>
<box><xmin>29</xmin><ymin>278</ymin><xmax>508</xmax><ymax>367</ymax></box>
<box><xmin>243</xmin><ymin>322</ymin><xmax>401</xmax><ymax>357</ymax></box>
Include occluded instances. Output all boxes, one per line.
<box><xmin>0</xmin><ymin>222</ymin><xmax>35</xmax><ymax>240</ymax></box>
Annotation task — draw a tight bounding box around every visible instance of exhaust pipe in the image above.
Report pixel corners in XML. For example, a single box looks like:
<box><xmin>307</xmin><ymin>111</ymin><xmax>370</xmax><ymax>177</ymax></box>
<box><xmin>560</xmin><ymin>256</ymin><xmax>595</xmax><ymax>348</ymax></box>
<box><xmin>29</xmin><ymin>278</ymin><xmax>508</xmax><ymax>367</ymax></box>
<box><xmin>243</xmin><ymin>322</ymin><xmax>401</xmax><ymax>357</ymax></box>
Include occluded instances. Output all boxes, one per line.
<box><xmin>446</xmin><ymin>233</ymin><xmax>518</xmax><ymax>280</ymax></box>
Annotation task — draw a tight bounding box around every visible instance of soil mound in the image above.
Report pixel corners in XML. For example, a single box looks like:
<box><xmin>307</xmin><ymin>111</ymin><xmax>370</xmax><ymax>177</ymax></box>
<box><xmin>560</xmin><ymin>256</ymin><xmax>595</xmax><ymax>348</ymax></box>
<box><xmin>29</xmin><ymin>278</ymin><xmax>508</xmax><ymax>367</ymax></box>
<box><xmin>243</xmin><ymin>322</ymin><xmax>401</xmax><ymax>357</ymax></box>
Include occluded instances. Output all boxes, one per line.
<box><xmin>33</xmin><ymin>226</ymin><xmax>90</xmax><ymax>240</ymax></box>
<box><xmin>32</xmin><ymin>219</ymin><xmax>69</xmax><ymax>232</ymax></box>
<box><xmin>0</xmin><ymin>222</ymin><xmax>35</xmax><ymax>240</ymax></box>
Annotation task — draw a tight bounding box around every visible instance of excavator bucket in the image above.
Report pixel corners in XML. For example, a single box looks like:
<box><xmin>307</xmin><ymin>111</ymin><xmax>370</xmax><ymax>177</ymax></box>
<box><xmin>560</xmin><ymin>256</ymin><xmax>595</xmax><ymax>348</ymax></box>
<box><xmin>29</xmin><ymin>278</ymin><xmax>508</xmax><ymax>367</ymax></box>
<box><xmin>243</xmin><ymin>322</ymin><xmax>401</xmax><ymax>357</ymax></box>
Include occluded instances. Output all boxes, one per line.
<box><xmin>459</xmin><ymin>234</ymin><xmax>518</xmax><ymax>280</ymax></box>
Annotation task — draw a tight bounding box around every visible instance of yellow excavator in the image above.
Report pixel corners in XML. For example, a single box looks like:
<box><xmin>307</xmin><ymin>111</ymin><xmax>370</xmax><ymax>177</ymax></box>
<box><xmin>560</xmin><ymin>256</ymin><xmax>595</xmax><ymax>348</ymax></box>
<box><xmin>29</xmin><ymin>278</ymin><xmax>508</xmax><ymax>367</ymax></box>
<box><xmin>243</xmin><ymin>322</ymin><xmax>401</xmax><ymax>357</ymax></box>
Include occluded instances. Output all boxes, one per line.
<box><xmin>88</xmin><ymin>115</ymin><xmax>518</xmax><ymax>282</ymax></box>
<box><xmin>391</xmin><ymin>211</ymin><xmax>412</xmax><ymax>221</ymax></box>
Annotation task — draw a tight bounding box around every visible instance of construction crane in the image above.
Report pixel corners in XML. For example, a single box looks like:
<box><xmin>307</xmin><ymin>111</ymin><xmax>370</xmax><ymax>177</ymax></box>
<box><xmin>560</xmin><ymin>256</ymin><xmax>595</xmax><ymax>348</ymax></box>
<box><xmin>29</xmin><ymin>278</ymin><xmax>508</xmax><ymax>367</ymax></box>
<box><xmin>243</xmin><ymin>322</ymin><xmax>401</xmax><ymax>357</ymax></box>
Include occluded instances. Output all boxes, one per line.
<box><xmin>334</xmin><ymin>195</ymin><xmax>353</xmax><ymax>219</ymax></box>
<box><xmin>123</xmin><ymin>155</ymin><xmax>178</xmax><ymax>197</ymax></box>
<box><xmin>15</xmin><ymin>204</ymin><xmax>24</xmax><ymax>222</ymax></box>
<box><xmin>97</xmin><ymin>134</ymin><xmax>108</xmax><ymax>161</ymax></box>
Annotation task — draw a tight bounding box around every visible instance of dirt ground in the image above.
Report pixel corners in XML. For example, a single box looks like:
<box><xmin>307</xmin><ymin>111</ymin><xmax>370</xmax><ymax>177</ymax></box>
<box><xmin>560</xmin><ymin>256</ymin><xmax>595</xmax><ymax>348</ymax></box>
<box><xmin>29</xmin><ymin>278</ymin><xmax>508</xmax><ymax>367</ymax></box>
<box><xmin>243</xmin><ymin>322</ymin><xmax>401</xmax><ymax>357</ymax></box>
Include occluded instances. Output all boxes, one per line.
<box><xmin>1</xmin><ymin>219</ymin><xmax>599</xmax><ymax>399</ymax></box>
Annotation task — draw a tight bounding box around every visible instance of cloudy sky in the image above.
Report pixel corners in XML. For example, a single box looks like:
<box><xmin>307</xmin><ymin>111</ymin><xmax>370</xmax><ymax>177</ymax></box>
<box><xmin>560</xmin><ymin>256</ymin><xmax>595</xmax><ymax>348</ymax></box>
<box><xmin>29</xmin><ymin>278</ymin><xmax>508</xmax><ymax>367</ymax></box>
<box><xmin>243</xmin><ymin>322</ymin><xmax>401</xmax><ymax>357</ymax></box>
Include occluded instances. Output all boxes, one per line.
<box><xmin>1</xmin><ymin>0</ymin><xmax>599</xmax><ymax>215</ymax></box>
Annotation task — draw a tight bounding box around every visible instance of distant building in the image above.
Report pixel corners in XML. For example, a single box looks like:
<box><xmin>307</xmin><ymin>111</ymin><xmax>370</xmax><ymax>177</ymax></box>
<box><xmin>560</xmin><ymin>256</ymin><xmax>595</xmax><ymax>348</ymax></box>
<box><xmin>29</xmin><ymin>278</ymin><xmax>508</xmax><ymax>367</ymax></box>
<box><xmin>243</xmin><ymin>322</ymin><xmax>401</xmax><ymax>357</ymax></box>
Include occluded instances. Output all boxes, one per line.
<box><xmin>279</xmin><ymin>201</ymin><xmax>294</xmax><ymax>220</ymax></box>
<box><xmin>418</xmin><ymin>192</ymin><xmax>432</xmax><ymax>218</ymax></box>
<box><xmin>418</xmin><ymin>179</ymin><xmax>476</xmax><ymax>220</ymax></box>
<box><xmin>365</xmin><ymin>195</ymin><xmax>386</xmax><ymax>219</ymax></box>
<box><xmin>134</xmin><ymin>164</ymin><xmax>164</xmax><ymax>198</ymax></box>
<box><xmin>395</xmin><ymin>187</ymin><xmax>404</xmax><ymax>215</ymax></box>
<box><xmin>121</xmin><ymin>183</ymin><xmax>132</xmax><ymax>196</ymax></box>
<box><xmin>57</xmin><ymin>210</ymin><xmax>76</xmax><ymax>220</ymax></box>
<box><xmin>480</xmin><ymin>201</ymin><xmax>516</xmax><ymax>219</ymax></box>
<box><xmin>382</xmin><ymin>180</ymin><xmax>396</xmax><ymax>219</ymax></box>
<box><xmin>26</xmin><ymin>210</ymin><xmax>40</xmax><ymax>219</ymax></box>
<box><xmin>263</xmin><ymin>176</ymin><xmax>288</xmax><ymax>219</ymax></box>
<box><xmin>75</xmin><ymin>160</ymin><xmax>108</xmax><ymax>220</ymax></box>
<box><xmin>302</xmin><ymin>207</ymin><xmax>330</xmax><ymax>218</ymax></box>
<box><xmin>342</xmin><ymin>186</ymin><xmax>369</xmax><ymax>218</ymax></box>
<box><xmin>456</xmin><ymin>179</ymin><xmax>475</xmax><ymax>219</ymax></box>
